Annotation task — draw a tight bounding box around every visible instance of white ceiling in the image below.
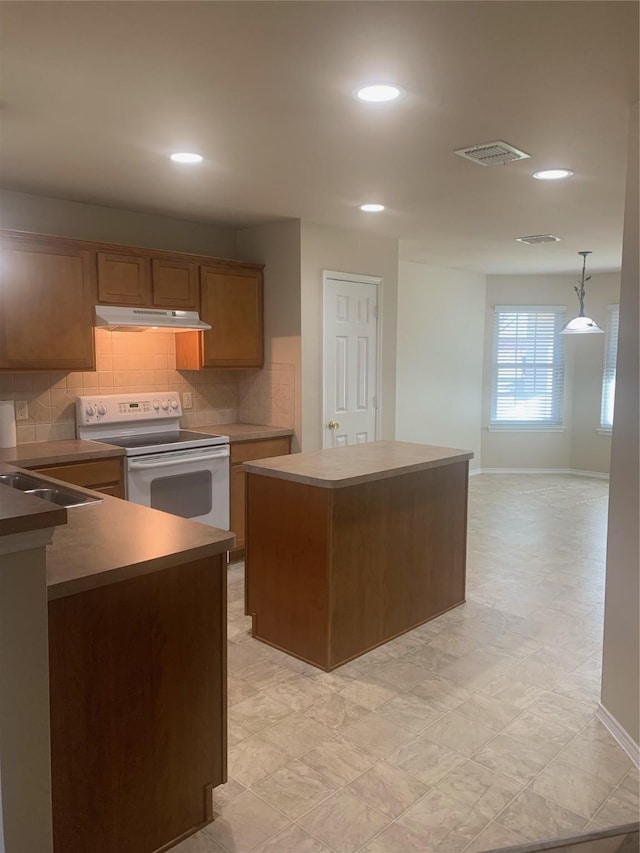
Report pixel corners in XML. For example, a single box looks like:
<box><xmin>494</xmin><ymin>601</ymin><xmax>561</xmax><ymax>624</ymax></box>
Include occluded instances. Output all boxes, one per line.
<box><xmin>1</xmin><ymin>1</ymin><xmax>638</xmax><ymax>274</ymax></box>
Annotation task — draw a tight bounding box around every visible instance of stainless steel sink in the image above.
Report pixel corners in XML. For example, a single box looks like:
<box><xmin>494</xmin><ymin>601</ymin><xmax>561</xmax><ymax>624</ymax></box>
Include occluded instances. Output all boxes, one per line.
<box><xmin>0</xmin><ymin>472</ymin><xmax>102</xmax><ymax>507</ymax></box>
<box><xmin>0</xmin><ymin>472</ymin><xmax>43</xmax><ymax>490</ymax></box>
<box><xmin>24</xmin><ymin>487</ymin><xmax>102</xmax><ymax>508</ymax></box>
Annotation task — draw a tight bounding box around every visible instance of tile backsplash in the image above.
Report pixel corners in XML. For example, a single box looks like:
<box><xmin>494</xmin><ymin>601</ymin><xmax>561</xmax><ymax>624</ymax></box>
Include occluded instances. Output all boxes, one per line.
<box><xmin>0</xmin><ymin>329</ymin><xmax>295</xmax><ymax>443</ymax></box>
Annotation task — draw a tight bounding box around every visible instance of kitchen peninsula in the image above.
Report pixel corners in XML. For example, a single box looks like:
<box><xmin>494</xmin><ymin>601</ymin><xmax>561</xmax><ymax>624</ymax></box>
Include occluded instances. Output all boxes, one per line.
<box><xmin>0</xmin><ymin>461</ymin><xmax>234</xmax><ymax>853</ymax></box>
<box><xmin>244</xmin><ymin>440</ymin><xmax>473</xmax><ymax>671</ymax></box>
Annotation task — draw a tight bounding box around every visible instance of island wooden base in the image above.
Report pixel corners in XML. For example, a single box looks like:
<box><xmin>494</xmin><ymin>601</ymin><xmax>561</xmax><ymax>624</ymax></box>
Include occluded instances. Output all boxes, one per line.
<box><xmin>48</xmin><ymin>556</ymin><xmax>227</xmax><ymax>853</ymax></box>
<box><xmin>245</xmin><ymin>460</ymin><xmax>468</xmax><ymax>671</ymax></box>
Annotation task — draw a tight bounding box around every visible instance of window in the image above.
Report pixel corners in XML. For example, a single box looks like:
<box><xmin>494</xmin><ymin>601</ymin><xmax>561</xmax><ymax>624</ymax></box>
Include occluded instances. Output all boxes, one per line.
<box><xmin>491</xmin><ymin>306</ymin><xmax>566</xmax><ymax>428</ymax></box>
<box><xmin>600</xmin><ymin>304</ymin><xmax>619</xmax><ymax>430</ymax></box>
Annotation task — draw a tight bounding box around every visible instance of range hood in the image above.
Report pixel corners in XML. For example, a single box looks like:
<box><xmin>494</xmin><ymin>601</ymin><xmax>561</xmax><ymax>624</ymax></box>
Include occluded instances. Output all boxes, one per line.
<box><xmin>95</xmin><ymin>305</ymin><xmax>211</xmax><ymax>332</ymax></box>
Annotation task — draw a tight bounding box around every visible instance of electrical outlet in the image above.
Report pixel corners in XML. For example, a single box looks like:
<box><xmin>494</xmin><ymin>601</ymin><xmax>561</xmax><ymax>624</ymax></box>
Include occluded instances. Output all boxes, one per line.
<box><xmin>183</xmin><ymin>392</ymin><xmax>193</xmax><ymax>410</ymax></box>
<box><xmin>15</xmin><ymin>400</ymin><xmax>28</xmax><ymax>420</ymax></box>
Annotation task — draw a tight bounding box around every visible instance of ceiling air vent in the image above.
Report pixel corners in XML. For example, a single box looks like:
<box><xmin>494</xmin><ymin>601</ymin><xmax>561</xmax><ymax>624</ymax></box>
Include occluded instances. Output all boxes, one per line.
<box><xmin>454</xmin><ymin>140</ymin><xmax>531</xmax><ymax>166</ymax></box>
<box><xmin>516</xmin><ymin>234</ymin><xmax>561</xmax><ymax>245</ymax></box>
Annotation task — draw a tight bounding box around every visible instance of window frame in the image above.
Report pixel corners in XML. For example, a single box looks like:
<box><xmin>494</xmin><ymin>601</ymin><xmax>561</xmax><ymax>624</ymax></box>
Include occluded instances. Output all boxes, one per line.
<box><xmin>599</xmin><ymin>303</ymin><xmax>620</xmax><ymax>432</ymax></box>
<box><xmin>490</xmin><ymin>305</ymin><xmax>567</xmax><ymax>431</ymax></box>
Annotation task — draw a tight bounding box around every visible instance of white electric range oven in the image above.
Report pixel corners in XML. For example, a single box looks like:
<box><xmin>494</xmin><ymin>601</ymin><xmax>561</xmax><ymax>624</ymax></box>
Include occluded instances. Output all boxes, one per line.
<box><xmin>76</xmin><ymin>392</ymin><xmax>230</xmax><ymax>530</ymax></box>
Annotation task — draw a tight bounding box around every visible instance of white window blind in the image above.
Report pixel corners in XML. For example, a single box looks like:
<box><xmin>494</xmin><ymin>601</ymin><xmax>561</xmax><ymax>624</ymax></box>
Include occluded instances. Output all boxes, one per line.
<box><xmin>600</xmin><ymin>304</ymin><xmax>619</xmax><ymax>430</ymax></box>
<box><xmin>491</xmin><ymin>306</ymin><xmax>566</xmax><ymax>427</ymax></box>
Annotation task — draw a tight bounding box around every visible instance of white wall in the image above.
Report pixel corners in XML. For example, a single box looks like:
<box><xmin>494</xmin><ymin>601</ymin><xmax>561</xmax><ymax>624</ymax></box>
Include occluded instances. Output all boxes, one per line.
<box><xmin>235</xmin><ymin>220</ymin><xmax>302</xmax><ymax>450</ymax></box>
<box><xmin>396</xmin><ymin>262</ymin><xmax>485</xmax><ymax>468</ymax></box>
<box><xmin>300</xmin><ymin>222</ymin><xmax>398</xmax><ymax>451</ymax></box>
<box><xmin>0</xmin><ymin>189</ymin><xmax>237</xmax><ymax>258</ymax></box>
<box><xmin>601</xmin><ymin>101</ymin><xmax>639</xmax><ymax>750</ymax></box>
<box><xmin>481</xmin><ymin>273</ymin><xmax>620</xmax><ymax>472</ymax></box>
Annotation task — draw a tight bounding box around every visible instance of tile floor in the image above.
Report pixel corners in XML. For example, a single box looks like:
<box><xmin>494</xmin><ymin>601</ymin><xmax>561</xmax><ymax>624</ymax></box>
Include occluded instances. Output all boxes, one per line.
<box><xmin>174</xmin><ymin>474</ymin><xmax>639</xmax><ymax>853</ymax></box>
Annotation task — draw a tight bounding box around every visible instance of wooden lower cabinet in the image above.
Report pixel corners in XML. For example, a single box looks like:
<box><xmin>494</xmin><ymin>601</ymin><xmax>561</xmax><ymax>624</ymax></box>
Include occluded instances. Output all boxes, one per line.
<box><xmin>48</xmin><ymin>555</ymin><xmax>227</xmax><ymax>853</ymax></box>
<box><xmin>245</xmin><ymin>460</ymin><xmax>469</xmax><ymax>670</ymax></box>
<box><xmin>30</xmin><ymin>456</ymin><xmax>125</xmax><ymax>498</ymax></box>
<box><xmin>229</xmin><ymin>437</ymin><xmax>291</xmax><ymax>561</ymax></box>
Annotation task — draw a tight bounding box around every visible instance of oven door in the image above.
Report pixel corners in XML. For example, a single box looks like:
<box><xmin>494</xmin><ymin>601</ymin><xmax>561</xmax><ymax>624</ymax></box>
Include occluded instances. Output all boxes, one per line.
<box><xmin>126</xmin><ymin>445</ymin><xmax>230</xmax><ymax>529</ymax></box>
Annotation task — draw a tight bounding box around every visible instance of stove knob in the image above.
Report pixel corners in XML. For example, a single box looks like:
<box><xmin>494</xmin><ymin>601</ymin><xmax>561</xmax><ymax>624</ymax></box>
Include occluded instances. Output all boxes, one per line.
<box><xmin>170</xmin><ymin>398</ymin><xmax>179</xmax><ymax>410</ymax></box>
<box><xmin>161</xmin><ymin>399</ymin><xmax>169</xmax><ymax>411</ymax></box>
<box><xmin>97</xmin><ymin>403</ymin><xmax>107</xmax><ymax>416</ymax></box>
<box><xmin>153</xmin><ymin>400</ymin><xmax>160</xmax><ymax>411</ymax></box>
<box><xmin>86</xmin><ymin>404</ymin><xmax>95</xmax><ymax>418</ymax></box>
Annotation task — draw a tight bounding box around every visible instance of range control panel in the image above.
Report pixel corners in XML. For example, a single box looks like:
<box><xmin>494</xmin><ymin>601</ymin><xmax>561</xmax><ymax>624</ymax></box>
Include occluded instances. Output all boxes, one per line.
<box><xmin>76</xmin><ymin>393</ymin><xmax>182</xmax><ymax>426</ymax></box>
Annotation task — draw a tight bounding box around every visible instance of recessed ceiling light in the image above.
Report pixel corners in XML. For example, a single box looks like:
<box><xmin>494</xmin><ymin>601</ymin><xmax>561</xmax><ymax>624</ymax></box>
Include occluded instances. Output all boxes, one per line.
<box><xmin>170</xmin><ymin>152</ymin><xmax>203</xmax><ymax>164</ymax></box>
<box><xmin>360</xmin><ymin>203</ymin><xmax>385</xmax><ymax>212</ymax></box>
<box><xmin>354</xmin><ymin>84</ymin><xmax>404</xmax><ymax>103</ymax></box>
<box><xmin>532</xmin><ymin>168</ymin><xmax>574</xmax><ymax>180</ymax></box>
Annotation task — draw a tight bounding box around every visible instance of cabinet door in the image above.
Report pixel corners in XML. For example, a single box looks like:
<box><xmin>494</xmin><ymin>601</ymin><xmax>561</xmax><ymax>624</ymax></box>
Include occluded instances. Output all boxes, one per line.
<box><xmin>229</xmin><ymin>436</ymin><xmax>291</xmax><ymax>562</ymax></box>
<box><xmin>30</xmin><ymin>458</ymin><xmax>124</xmax><ymax>495</ymax></box>
<box><xmin>0</xmin><ymin>236</ymin><xmax>96</xmax><ymax>370</ymax></box>
<box><xmin>97</xmin><ymin>252</ymin><xmax>151</xmax><ymax>305</ymax></box>
<box><xmin>151</xmin><ymin>259</ymin><xmax>199</xmax><ymax>309</ymax></box>
<box><xmin>200</xmin><ymin>267</ymin><xmax>263</xmax><ymax>368</ymax></box>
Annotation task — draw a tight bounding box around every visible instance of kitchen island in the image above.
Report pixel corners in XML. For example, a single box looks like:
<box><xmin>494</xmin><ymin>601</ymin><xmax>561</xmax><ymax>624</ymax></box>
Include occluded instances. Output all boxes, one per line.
<box><xmin>0</xmin><ymin>461</ymin><xmax>234</xmax><ymax>853</ymax></box>
<box><xmin>244</xmin><ymin>440</ymin><xmax>473</xmax><ymax>671</ymax></box>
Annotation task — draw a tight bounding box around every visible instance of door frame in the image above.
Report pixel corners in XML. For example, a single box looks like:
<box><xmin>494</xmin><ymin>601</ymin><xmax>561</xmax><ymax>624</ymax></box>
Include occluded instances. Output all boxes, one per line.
<box><xmin>322</xmin><ymin>269</ymin><xmax>383</xmax><ymax>447</ymax></box>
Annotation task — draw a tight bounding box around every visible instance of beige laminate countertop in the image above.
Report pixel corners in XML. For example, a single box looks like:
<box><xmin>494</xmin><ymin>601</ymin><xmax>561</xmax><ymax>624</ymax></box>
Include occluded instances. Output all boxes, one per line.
<box><xmin>0</xmin><ymin>463</ymin><xmax>68</xmax><ymax>537</ymax></box>
<box><xmin>0</xmin><ymin>425</ymin><xmax>292</xmax><ymax>469</ymax></box>
<box><xmin>200</xmin><ymin>423</ymin><xmax>294</xmax><ymax>443</ymax></box>
<box><xmin>44</xmin><ymin>493</ymin><xmax>234</xmax><ymax>600</ymax></box>
<box><xmin>0</xmin><ymin>439</ymin><xmax>125</xmax><ymax>468</ymax></box>
<box><xmin>243</xmin><ymin>440</ymin><xmax>473</xmax><ymax>488</ymax></box>
<box><xmin>0</xmin><ymin>462</ymin><xmax>234</xmax><ymax>599</ymax></box>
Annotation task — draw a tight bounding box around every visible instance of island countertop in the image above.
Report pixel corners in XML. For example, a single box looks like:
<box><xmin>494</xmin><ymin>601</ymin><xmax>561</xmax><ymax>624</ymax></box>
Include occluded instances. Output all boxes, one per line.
<box><xmin>242</xmin><ymin>440</ymin><xmax>473</xmax><ymax>488</ymax></box>
<box><xmin>0</xmin><ymin>462</ymin><xmax>235</xmax><ymax>600</ymax></box>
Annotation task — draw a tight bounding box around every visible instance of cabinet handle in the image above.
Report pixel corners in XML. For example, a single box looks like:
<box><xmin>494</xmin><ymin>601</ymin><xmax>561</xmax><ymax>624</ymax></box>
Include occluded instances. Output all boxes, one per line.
<box><xmin>327</xmin><ymin>421</ymin><xmax>340</xmax><ymax>430</ymax></box>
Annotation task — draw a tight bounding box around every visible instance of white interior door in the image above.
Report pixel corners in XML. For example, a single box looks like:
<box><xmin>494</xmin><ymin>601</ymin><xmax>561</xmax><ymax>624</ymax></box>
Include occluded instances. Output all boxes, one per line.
<box><xmin>323</xmin><ymin>272</ymin><xmax>380</xmax><ymax>448</ymax></box>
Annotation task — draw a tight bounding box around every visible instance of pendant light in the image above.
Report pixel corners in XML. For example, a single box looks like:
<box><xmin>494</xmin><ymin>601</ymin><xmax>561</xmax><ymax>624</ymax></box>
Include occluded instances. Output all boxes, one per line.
<box><xmin>561</xmin><ymin>251</ymin><xmax>604</xmax><ymax>334</ymax></box>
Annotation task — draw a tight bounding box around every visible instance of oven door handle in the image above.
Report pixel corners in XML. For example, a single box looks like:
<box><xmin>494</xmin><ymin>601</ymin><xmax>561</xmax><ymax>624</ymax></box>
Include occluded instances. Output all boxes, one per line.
<box><xmin>128</xmin><ymin>448</ymin><xmax>230</xmax><ymax>470</ymax></box>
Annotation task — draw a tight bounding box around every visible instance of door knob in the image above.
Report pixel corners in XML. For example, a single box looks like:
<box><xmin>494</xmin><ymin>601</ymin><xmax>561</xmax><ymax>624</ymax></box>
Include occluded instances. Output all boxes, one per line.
<box><xmin>327</xmin><ymin>421</ymin><xmax>340</xmax><ymax>430</ymax></box>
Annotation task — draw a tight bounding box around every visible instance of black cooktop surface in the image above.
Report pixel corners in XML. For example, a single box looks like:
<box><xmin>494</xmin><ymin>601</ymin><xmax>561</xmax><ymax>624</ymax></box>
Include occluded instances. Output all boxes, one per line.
<box><xmin>104</xmin><ymin>430</ymin><xmax>223</xmax><ymax>448</ymax></box>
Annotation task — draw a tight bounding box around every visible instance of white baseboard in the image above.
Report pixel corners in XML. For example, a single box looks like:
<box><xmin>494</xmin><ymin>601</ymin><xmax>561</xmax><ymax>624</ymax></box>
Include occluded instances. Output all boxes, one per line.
<box><xmin>597</xmin><ymin>703</ymin><xmax>640</xmax><ymax>767</ymax></box>
<box><xmin>473</xmin><ymin>467</ymin><xmax>609</xmax><ymax>480</ymax></box>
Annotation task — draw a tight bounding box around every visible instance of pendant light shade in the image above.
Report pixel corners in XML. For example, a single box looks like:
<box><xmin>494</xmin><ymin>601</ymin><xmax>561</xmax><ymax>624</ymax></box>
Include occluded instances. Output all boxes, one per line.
<box><xmin>561</xmin><ymin>251</ymin><xmax>604</xmax><ymax>335</ymax></box>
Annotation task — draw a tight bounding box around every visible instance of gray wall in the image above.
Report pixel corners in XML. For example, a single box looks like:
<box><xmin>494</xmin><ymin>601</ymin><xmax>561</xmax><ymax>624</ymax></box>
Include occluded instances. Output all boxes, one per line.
<box><xmin>396</xmin><ymin>261</ymin><xmax>485</xmax><ymax>468</ymax></box>
<box><xmin>236</xmin><ymin>219</ymin><xmax>302</xmax><ymax>450</ymax></box>
<box><xmin>601</xmin><ymin>101</ymin><xmax>639</xmax><ymax>748</ymax></box>
<box><xmin>0</xmin><ymin>189</ymin><xmax>238</xmax><ymax>258</ymax></box>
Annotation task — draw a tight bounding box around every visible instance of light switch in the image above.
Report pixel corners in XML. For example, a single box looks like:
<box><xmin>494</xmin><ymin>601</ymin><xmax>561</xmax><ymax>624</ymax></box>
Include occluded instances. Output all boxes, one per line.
<box><xmin>183</xmin><ymin>392</ymin><xmax>193</xmax><ymax>410</ymax></box>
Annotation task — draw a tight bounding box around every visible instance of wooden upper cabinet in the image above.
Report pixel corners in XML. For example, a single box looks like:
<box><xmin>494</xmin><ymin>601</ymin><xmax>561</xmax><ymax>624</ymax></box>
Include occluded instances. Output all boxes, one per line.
<box><xmin>151</xmin><ymin>259</ymin><xmax>199</xmax><ymax>309</ymax></box>
<box><xmin>97</xmin><ymin>252</ymin><xmax>152</xmax><ymax>306</ymax></box>
<box><xmin>0</xmin><ymin>229</ymin><xmax>265</xmax><ymax>372</ymax></box>
<box><xmin>0</xmin><ymin>234</ymin><xmax>96</xmax><ymax>371</ymax></box>
<box><xmin>176</xmin><ymin>265</ymin><xmax>264</xmax><ymax>369</ymax></box>
<box><xmin>98</xmin><ymin>253</ymin><xmax>199</xmax><ymax>310</ymax></box>
<box><xmin>201</xmin><ymin>267</ymin><xmax>263</xmax><ymax>367</ymax></box>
